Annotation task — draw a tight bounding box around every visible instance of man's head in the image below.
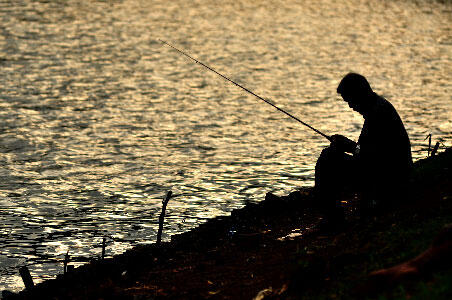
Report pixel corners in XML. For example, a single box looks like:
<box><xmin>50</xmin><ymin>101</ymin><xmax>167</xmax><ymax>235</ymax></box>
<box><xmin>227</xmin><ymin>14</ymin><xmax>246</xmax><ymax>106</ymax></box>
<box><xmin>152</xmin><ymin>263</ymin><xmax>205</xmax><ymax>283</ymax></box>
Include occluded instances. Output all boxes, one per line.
<box><xmin>337</xmin><ymin>73</ymin><xmax>373</xmax><ymax>115</ymax></box>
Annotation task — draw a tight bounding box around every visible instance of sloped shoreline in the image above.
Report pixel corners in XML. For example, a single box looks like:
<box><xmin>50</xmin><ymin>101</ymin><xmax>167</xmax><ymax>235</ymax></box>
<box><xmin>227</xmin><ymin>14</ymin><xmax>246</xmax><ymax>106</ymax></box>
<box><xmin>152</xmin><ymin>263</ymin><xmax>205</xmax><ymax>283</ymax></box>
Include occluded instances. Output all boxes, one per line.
<box><xmin>4</xmin><ymin>148</ymin><xmax>452</xmax><ymax>299</ymax></box>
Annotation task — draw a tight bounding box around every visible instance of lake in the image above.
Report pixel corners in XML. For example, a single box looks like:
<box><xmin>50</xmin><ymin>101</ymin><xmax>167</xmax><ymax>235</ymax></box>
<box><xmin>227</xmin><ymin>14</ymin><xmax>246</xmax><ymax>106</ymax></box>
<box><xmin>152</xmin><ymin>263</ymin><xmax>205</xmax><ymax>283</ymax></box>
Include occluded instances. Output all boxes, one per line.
<box><xmin>0</xmin><ymin>0</ymin><xmax>451</xmax><ymax>292</ymax></box>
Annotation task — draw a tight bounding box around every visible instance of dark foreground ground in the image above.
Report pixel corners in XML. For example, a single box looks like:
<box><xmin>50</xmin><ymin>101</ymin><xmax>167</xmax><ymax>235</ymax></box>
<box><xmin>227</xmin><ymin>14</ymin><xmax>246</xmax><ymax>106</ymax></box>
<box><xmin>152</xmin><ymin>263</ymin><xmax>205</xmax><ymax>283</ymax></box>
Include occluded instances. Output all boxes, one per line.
<box><xmin>5</xmin><ymin>148</ymin><xmax>452</xmax><ymax>300</ymax></box>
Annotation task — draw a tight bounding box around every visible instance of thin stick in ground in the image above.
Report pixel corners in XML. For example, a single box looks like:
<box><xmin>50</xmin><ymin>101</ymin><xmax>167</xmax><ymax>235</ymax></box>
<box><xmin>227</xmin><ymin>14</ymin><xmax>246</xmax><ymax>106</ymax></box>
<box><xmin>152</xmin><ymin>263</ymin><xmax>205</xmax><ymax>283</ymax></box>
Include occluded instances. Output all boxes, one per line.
<box><xmin>157</xmin><ymin>191</ymin><xmax>172</xmax><ymax>246</ymax></box>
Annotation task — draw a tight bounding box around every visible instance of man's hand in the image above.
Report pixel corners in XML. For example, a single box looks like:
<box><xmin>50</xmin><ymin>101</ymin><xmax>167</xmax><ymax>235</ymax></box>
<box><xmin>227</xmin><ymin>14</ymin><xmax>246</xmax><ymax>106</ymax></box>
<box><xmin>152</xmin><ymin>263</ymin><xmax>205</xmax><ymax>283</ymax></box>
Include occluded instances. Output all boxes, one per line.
<box><xmin>330</xmin><ymin>134</ymin><xmax>357</xmax><ymax>153</ymax></box>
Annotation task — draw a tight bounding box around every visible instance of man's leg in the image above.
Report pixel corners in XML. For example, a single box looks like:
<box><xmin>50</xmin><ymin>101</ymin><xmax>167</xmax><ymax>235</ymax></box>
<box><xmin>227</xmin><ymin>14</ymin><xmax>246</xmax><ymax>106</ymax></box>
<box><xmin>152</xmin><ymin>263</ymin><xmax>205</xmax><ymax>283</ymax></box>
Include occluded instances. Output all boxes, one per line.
<box><xmin>315</xmin><ymin>146</ymin><xmax>356</xmax><ymax>222</ymax></box>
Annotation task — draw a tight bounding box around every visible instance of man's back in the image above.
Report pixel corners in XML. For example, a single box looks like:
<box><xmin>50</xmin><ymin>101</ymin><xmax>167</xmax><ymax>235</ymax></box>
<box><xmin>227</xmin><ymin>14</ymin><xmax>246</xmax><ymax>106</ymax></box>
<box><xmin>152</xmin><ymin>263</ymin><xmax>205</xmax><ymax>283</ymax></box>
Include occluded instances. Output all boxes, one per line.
<box><xmin>357</xmin><ymin>93</ymin><xmax>412</xmax><ymax>191</ymax></box>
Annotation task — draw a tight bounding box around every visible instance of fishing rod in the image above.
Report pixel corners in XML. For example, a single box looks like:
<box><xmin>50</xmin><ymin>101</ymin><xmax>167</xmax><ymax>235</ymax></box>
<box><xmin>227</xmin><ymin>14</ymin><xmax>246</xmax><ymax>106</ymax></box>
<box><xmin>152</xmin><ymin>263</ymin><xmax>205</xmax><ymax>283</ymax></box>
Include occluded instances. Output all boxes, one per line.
<box><xmin>159</xmin><ymin>39</ymin><xmax>331</xmax><ymax>141</ymax></box>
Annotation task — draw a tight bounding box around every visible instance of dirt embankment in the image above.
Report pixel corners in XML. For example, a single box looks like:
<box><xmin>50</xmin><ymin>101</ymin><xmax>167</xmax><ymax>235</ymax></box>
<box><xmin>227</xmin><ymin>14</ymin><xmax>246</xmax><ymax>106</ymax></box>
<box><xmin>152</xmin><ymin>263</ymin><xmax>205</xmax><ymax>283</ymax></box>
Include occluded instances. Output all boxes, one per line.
<box><xmin>5</xmin><ymin>148</ymin><xmax>452</xmax><ymax>300</ymax></box>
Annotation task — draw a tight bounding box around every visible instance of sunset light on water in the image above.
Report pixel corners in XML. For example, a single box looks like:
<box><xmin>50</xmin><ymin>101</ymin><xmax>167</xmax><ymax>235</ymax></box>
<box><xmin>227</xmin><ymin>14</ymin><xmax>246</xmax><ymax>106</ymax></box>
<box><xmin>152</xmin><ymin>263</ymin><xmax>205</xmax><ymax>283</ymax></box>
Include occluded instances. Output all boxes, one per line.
<box><xmin>0</xmin><ymin>0</ymin><xmax>450</xmax><ymax>291</ymax></box>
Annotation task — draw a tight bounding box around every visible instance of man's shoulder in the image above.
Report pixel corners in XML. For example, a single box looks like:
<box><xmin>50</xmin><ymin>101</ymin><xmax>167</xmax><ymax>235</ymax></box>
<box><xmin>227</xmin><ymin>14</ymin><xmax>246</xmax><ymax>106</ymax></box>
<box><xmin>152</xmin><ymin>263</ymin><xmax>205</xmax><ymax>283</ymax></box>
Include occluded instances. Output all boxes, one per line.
<box><xmin>372</xmin><ymin>94</ymin><xmax>397</xmax><ymax>114</ymax></box>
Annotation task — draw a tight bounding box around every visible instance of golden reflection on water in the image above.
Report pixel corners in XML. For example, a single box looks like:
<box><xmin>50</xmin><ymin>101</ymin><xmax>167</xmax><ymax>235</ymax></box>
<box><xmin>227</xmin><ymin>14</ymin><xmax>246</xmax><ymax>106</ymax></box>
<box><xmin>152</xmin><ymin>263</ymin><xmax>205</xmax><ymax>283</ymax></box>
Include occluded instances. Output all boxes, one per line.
<box><xmin>0</xmin><ymin>0</ymin><xmax>451</xmax><ymax>291</ymax></box>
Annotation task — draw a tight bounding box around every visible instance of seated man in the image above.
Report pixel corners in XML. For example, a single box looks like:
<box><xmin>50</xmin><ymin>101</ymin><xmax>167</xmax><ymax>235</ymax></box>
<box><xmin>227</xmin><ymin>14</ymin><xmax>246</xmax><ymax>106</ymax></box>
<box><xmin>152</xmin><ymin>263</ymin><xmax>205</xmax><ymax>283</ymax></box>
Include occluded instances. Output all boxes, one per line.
<box><xmin>315</xmin><ymin>73</ymin><xmax>413</xmax><ymax>223</ymax></box>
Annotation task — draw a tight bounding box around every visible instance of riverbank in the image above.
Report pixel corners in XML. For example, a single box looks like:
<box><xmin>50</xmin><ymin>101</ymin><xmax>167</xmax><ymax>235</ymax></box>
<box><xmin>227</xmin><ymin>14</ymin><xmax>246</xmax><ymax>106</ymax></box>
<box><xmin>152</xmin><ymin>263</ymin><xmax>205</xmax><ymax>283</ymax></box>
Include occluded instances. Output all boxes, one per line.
<box><xmin>4</xmin><ymin>148</ymin><xmax>452</xmax><ymax>299</ymax></box>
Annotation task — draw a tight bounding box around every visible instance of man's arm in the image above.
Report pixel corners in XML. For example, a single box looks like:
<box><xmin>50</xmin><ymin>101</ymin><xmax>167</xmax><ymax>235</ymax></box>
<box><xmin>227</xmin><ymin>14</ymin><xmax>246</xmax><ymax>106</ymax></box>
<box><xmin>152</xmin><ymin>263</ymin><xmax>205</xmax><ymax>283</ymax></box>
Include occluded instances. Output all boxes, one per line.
<box><xmin>330</xmin><ymin>134</ymin><xmax>357</xmax><ymax>154</ymax></box>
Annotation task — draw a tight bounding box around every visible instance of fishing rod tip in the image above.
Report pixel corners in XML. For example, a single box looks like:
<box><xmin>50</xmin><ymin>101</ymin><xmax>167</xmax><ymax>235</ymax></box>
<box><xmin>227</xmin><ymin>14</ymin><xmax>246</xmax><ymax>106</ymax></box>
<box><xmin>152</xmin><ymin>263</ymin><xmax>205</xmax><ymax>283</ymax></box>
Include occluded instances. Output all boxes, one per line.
<box><xmin>158</xmin><ymin>39</ymin><xmax>168</xmax><ymax>45</ymax></box>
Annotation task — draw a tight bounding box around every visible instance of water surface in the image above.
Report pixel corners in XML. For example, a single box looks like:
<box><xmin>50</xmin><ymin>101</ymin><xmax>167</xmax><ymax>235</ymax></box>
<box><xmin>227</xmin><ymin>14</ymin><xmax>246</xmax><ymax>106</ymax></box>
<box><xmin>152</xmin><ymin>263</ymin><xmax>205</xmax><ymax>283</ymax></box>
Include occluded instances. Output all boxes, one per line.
<box><xmin>0</xmin><ymin>0</ymin><xmax>451</xmax><ymax>291</ymax></box>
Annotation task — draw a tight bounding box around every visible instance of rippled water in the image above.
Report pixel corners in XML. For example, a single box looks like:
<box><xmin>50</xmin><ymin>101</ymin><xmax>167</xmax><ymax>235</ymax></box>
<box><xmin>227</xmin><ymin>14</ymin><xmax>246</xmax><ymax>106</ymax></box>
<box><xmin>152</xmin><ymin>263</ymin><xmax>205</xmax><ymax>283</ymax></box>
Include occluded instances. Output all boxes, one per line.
<box><xmin>0</xmin><ymin>0</ymin><xmax>450</xmax><ymax>292</ymax></box>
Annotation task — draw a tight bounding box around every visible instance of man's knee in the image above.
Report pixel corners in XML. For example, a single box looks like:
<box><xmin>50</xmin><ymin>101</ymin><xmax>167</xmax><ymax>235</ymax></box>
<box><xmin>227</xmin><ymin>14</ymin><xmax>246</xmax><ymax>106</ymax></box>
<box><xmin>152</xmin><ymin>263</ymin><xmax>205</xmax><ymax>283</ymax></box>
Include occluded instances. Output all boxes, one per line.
<box><xmin>316</xmin><ymin>146</ymin><xmax>353</xmax><ymax>172</ymax></box>
<box><xmin>319</xmin><ymin>146</ymin><xmax>336</xmax><ymax>160</ymax></box>
<box><xmin>316</xmin><ymin>146</ymin><xmax>357</xmax><ymax>191</ymax></box>
<box><xmin>316</xmin><ymin>146</ymin><xmax>337</xmax><ymax>170</ymax></box>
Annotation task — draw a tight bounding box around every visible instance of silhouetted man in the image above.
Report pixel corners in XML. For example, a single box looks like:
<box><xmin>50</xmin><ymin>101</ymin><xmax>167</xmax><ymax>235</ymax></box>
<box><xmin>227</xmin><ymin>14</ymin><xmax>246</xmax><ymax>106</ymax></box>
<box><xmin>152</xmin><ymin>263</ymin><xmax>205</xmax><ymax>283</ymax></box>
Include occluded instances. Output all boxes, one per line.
<box><xmin>315</xmin><ymin>73</ymin><xmax>412</xmax><ymax>223</ymax></box>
